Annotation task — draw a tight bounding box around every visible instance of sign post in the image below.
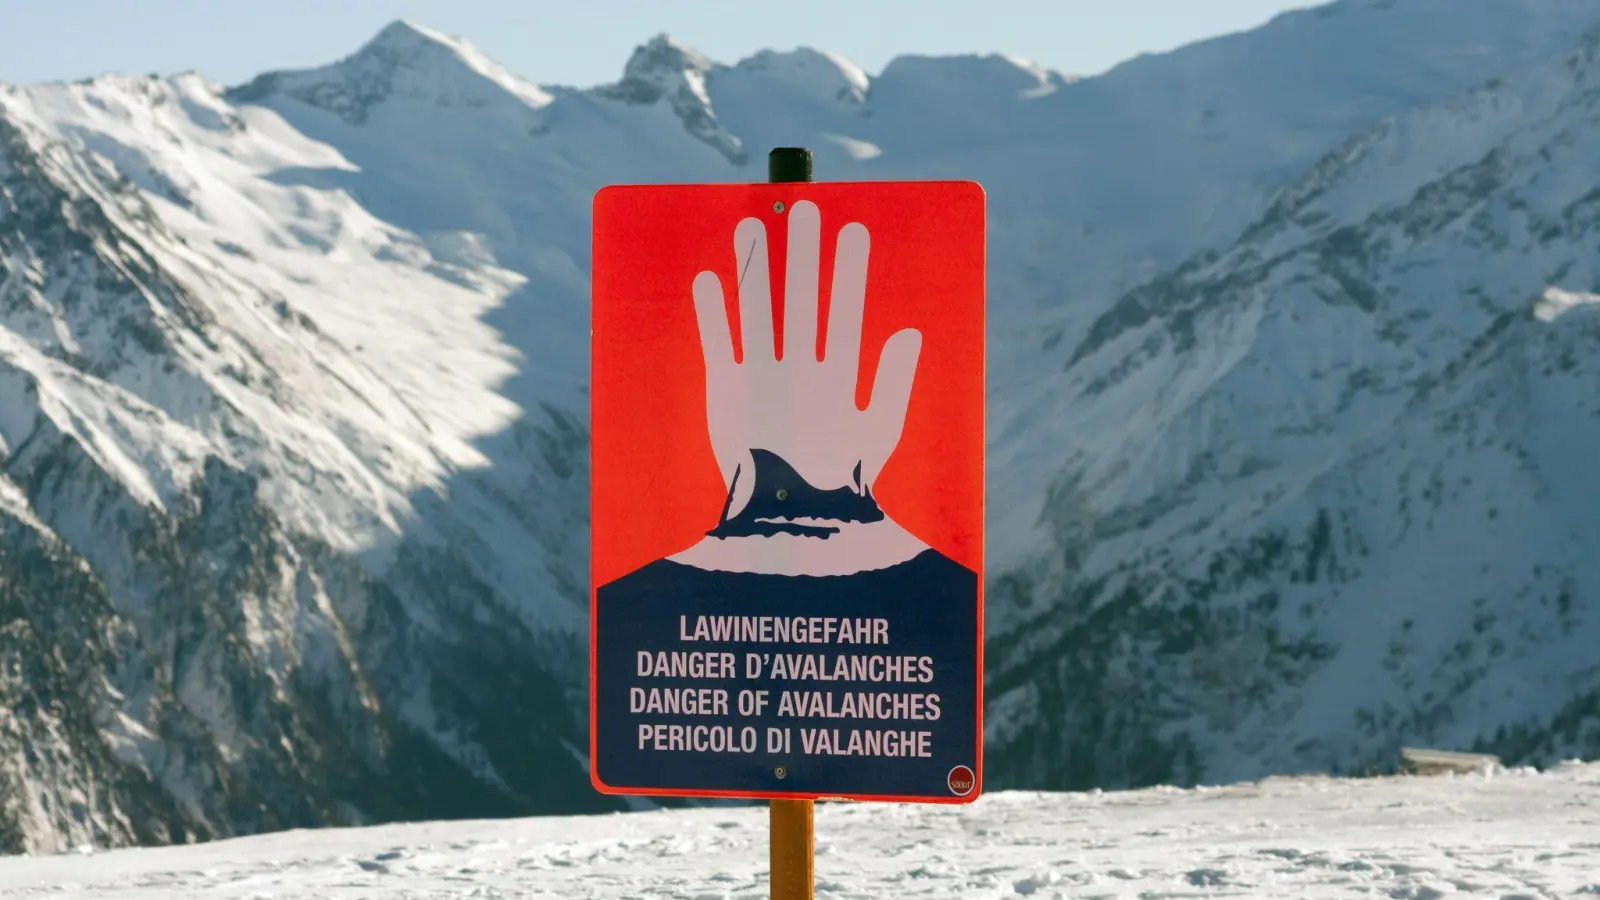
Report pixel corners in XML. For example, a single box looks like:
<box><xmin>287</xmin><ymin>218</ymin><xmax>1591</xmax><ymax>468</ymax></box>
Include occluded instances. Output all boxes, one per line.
<box><xmin>769</xmin><ymin>781</ymin><xmax>813</xmax><ymax>900</ymax></box>
<box><xmin>767</xmin><ymin>147</ymin><xmax>817</xmax><ymax>900</ymax></box>
<box><xmin>590</xmin><ymin>146</ymin><xmax>985</xmax><ymax>898</ymax></box>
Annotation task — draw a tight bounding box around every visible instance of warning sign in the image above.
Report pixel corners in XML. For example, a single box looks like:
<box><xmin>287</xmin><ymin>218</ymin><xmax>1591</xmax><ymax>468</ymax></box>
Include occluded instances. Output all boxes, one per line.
<box><xmin>590</xmin><ymin>181</ymin><xmax>984</xmax><ymax>803</ymax></box>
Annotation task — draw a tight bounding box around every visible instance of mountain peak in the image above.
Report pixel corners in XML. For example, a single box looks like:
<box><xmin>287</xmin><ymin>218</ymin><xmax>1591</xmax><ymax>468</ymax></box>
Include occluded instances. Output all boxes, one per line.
<box><xmin>626</xmin><ymin>33</ymin><xmax>714</xmax><ymax>75</ymax></box>
<box><xmin>351</xmin><ymin>19</ymin><xmax>512</xmax><ymax>76</ymax></box>
<box><xmin>618</xmin><ymin>33</ymin><xmax>718</xmax><ymax>90</ymax></box>
<box><xmin>733</xmin><ymin>47</ymin><xmax>871</xmax><ymax>104</ymax></box>
<box><xmin>596</xmin><ymin>34</ymin><xmax>746</xmax><ymax>165</ymax></box>
<box><xmin>226</xmin><ymin>18</ymin><xmax>551</xmax><ymax>124</ymax></box>
<box><xmin>875</xmin><ymin>52</ymin><xmax>1072</xmax><ymax>102</ymax></box>
<box><xmin>366</xmin><ymin>18</ymin><xmax>450</xmax><ymax>50</ymax></box>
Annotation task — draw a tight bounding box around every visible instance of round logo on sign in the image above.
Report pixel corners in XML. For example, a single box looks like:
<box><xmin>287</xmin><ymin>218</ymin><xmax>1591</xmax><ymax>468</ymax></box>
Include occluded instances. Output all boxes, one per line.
<box><xmin>947</xmin><ymin>765</ymin><xmax>975</xmax><ymax>796</ymax></box>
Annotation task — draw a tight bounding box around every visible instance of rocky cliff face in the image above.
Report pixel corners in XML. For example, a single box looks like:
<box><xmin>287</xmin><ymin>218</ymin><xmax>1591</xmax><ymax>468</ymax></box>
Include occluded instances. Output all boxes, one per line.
<box><xmin>0</xmin><ymin>0</ymin><xmax>1598</xmax><ymax>852</ymax></box>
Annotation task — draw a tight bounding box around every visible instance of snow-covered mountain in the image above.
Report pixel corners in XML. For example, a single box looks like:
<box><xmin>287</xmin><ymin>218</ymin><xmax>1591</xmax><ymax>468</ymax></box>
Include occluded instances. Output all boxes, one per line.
<box><xmin>1</xmin><ymin>0</ymin><xmax>1598</xmax><ymax>853</ymax></box>
<box><xmin>986</xmin><ymin>24</ymin><xmax>1600</xmax><ymax>789</ymax></box>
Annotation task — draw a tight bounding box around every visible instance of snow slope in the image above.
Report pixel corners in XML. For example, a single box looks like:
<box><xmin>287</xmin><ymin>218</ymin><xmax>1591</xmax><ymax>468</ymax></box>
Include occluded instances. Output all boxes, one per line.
<box><xmin>983</xmin><ymin>22</ymin><xmax>1600</xmax><ymax>790</ymax></box>
<box><xmin>1</xmin><ymin>762</ymin><xmax>1596</xmax><ymax>898</ymax></box>
<box><xmin>0</xmin><ymin>59</ymin><xmax>598</xmax><ymax>855</ymax></box>
<box><xmin>1</xmin><ymin>0</ymin><xmax>1599</xmax><ymax>853</ymax></box>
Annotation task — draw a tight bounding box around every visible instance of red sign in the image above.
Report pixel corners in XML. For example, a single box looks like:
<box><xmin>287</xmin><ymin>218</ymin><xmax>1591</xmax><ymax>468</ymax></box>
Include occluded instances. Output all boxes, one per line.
<box><xmin>590</xmin><ymin>181</ymin><xmax>984</xmax><ymax>803</ymax></box>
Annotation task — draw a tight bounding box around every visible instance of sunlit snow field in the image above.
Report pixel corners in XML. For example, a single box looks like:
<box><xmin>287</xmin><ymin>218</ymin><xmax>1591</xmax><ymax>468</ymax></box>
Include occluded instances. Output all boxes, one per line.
<box><xmin>1</xmin><ymin>762</ymin><xmax>1595</xmax><ymax>898</ymax></box>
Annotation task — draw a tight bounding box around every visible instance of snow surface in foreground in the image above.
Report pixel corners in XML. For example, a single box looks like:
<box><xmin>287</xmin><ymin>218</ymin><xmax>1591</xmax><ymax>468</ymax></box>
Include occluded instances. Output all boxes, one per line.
<box><xmin>1</xmin><ymin>763</ymin><xmax>1596</xmax><ymax>899</ymax></box>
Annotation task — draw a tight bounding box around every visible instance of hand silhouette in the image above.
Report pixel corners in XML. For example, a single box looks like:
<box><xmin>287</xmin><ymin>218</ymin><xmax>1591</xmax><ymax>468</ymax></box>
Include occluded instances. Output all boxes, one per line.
<box><xmin>691</xmin><ymin>200</ymin><xmax>922</xmax><ymax>521</ymax></box>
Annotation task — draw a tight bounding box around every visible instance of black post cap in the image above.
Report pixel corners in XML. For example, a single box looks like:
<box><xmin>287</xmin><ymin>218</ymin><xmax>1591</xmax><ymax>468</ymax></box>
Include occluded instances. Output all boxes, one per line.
<box><xmin>768</xmin><ymin>147</ymin><xmax>814</xmax><ymax>184</ymax></box>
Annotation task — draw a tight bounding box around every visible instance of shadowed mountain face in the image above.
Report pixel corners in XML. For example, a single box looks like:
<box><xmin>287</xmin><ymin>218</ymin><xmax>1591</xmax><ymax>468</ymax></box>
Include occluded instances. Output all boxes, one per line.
<box><xmin>1</xmin><ymin>1</ymin><xmax>1599</xmax><ymax>852</ymax></box>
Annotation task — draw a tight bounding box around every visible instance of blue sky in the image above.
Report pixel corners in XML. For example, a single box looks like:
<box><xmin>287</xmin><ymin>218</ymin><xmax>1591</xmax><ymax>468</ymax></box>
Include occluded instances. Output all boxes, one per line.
<box><xmin>0</xmin><ymin>0</ymin><xmax>1315</xmax><ymax>88</ymax></box>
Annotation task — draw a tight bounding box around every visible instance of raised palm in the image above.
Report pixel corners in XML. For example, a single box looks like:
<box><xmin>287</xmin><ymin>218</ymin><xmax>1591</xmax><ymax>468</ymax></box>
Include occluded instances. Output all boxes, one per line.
<box><xmin>691</xmin><ymin>200</ymin><xmax>921</xmax><ymax>520</ymax></box>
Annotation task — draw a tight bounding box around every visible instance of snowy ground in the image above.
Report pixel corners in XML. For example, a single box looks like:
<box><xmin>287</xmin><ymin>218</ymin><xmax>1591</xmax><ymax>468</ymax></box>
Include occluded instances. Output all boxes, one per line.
<box><xmin>1</xmin><ymin>763</ymin><xmax>1595</xmax><ymax>899</ymax></box>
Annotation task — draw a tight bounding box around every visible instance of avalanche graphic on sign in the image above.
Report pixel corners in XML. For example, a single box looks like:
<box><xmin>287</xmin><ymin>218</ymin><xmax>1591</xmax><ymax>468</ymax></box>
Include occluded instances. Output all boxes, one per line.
<box><xmin>591</xmin><ymin>186</ymin><xmax>983</xmax><ymax>802</ymax></box>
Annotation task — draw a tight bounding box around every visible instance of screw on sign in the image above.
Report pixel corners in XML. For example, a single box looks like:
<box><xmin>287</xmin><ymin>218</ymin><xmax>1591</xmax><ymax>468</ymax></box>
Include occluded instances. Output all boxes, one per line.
<box><xmin>590</xmin><ymin>147</ymin><xmax>985</xmax><ymax>899</ymax></box>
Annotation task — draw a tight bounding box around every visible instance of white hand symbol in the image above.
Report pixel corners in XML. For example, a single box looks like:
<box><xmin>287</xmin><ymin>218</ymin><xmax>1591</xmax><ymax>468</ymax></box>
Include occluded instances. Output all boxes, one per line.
<box><xmin>691</xmin><ymin>200</ymin><xmax>922</xmax><ymax>520</ymax></box>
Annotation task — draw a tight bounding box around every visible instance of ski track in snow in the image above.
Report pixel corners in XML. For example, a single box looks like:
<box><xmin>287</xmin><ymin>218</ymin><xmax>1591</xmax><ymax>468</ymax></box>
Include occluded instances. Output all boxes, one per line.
<box><xmin>2</xmin><ymin>763</ymin><xmax>1596</xmax><ymax>899</ymax></box>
